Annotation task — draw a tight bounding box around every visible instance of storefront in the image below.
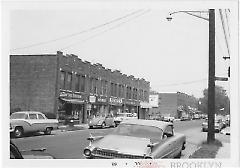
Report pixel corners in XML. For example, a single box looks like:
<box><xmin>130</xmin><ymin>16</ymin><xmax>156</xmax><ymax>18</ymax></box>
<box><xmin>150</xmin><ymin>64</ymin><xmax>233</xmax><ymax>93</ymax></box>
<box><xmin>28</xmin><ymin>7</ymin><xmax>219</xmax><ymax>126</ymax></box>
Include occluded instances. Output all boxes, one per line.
<box><xmin>140</xmin><ymin>101</ymin><xmax>152</xmax><ymax>119</ymax></box>
<box><xmin>89</xmin><ymin>95</ymin><xmax>108</xmax><ymax>117</ymax></box>
<box><xmin>58</xmin><ymin>90</ymin><xmax>86</xmax><ymax>123</ymax></box>
<box><xmin>109</xmin><ymin>97</ymin><xmax>123</xmax><ymax>116</ymax></box>
<box><xmin>124</xmin><ymin>99</ymin><xmax>139</xmax><ymax>114</ymax></box>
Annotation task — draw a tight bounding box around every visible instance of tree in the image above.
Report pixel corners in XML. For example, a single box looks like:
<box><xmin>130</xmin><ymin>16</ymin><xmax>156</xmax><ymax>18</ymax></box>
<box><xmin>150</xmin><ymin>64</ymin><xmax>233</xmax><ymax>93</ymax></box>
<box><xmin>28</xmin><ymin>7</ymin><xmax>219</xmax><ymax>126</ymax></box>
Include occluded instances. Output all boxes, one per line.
<box><xmin>198</xmin><ymin>85</ymin><xmax>230</xmax><ymax>115</ymax></box>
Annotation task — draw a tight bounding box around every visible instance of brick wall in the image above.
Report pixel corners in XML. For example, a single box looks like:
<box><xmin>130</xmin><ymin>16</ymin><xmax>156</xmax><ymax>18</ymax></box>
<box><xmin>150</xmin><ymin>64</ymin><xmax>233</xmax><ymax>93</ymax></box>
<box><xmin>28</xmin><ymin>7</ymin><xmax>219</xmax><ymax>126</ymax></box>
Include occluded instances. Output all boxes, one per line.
<box><xmin>10</xmin><ymin>55</ymin><xmax>57</xmax><ymax>114</ymax></box>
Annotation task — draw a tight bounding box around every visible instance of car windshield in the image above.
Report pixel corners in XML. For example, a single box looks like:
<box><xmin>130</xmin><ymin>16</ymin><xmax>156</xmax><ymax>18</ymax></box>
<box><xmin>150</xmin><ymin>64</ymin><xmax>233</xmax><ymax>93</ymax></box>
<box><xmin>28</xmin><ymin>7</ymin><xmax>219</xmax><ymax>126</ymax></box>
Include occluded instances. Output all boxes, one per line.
<box><xmin>10</xmin><ymin>113</ymin><xmax>27</xmax><ymax>119</ymax></box>
<box><xmin>111</xmin><ymin>123</ymin><xmax>163</xmax><ymax>141</ymax></box>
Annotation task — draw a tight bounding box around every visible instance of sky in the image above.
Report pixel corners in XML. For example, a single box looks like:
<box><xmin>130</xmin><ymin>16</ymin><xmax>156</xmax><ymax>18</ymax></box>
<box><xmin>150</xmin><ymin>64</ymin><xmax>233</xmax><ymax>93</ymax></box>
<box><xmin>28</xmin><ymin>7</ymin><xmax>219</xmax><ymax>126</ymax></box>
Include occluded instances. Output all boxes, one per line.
<box><xmin>8</xmin><ymin>4</ymin><xmax>231</xmax><ymax>98</ymax></box>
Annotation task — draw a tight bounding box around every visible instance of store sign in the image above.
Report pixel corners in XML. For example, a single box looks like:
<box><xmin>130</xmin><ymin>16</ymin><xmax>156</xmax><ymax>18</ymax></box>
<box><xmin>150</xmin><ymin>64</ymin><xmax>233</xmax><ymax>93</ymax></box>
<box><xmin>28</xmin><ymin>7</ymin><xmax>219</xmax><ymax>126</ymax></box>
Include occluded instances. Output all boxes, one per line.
<box><xmin>60</xmin><ymin>91</ymin><xmax>84</xmax><ymax>100</ymax></box>
<box><xmin>149</xmin><ymin>94</ymin><xmax>159</xmax><ymax>107</ymax></box>
<box><xmin>96</xmin><ymin>96</ymin><xmax>107</xmax><ymax>103</ymax></box>
<box><xmin>109</xmin><ymin>97</ymin><xmax>123</xmax><ymax>105</ymax></box>
<box><xmin>124</xmin><ymin>99</ymin><xmax>138</xmax><ymax>106</ymax></box>
<box><xmin>89</xmin><ymin>95</ymin><xmax>96</xmax><ymax>103</ymax></box>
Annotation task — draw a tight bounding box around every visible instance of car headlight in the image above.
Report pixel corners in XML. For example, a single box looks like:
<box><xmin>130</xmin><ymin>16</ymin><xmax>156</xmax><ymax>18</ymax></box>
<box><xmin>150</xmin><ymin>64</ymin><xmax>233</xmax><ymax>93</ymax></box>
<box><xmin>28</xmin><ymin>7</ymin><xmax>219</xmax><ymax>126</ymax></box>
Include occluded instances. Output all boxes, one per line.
<box><xmin>84</xmin><ymin>149</ymin><xmax>92</xmax><ymax>156</ymax></box>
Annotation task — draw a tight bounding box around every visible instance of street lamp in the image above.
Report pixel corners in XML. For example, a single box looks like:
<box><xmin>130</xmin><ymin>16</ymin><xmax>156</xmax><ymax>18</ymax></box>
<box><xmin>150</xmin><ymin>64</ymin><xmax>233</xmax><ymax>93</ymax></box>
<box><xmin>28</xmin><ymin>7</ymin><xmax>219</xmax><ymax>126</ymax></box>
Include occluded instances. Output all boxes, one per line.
<box><xmin>167</xmin><ymin>9</ymin><xmax>216</xmax><ymax>143</ymax></box>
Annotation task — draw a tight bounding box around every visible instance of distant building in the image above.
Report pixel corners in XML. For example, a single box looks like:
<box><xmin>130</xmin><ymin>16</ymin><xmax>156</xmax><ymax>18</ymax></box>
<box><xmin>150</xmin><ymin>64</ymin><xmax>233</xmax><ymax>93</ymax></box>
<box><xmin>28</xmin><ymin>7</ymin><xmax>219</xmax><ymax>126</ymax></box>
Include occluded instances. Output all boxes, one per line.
<box><xmin>149</xmin><ymin>91</ymin><xmax>198</xmax><ymax>119</ymax></box>
<box><xmin>10</xmin><ymin>51</ymin><xmax>150</xmax><ymax>123</ymax></box>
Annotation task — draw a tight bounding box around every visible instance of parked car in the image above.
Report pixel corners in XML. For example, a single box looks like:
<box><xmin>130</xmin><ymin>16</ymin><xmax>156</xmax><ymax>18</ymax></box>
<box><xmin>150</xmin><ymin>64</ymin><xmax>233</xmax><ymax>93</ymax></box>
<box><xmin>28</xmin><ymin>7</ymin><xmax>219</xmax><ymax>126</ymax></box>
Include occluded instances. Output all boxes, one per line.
<box><xmin>114</xmin><ymin>113</ymin><xmax>137</xmax><ymax>126</ymax></box>
<box><xmin>10</xmin><ymin>111</ymin><xmax>59</xmax><ymax>138</ymax></box>
<box><xmin>10</xmin><ymin>140</ymin><xmax>55</xmax><ymax>159</ymax></box>
<box><xmin>163</xmin><ymin>116</ymin><xmax>175</xmax><ymax>123</ymax></box>
<box><xmin>202</xmin><ymin>118</ymin><xmax>224</xmax><ymax>132</ymax></box>
<box><xmin>83</xmin><ymin>119</ymin><xmax>186</xmax><ymax>159</ymax></box>
<box><xmin>88</xmin><ymin>114</ymin><xmax>115</xmax><ymax>129</ymax></box>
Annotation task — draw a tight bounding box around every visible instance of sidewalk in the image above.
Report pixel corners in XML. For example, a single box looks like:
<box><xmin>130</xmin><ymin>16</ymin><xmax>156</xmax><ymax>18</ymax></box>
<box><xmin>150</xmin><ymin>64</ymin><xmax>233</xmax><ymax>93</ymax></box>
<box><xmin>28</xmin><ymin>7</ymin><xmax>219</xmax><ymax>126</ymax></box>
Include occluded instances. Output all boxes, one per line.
<box><xmin>190</xmin><ymin>132</ymin><xmax>230</xmax><ymax>158</ymax></box>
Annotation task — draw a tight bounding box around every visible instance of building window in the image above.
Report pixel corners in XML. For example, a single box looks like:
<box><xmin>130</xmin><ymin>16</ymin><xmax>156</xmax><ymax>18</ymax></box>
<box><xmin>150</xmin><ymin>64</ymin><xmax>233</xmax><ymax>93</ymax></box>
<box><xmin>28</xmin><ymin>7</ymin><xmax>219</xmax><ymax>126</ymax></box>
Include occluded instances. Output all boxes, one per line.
<box><xmin>111</xmin><ymin>83</ymin><xmax>114</xmax><ymax>96</ymax></box>
<box><xmin>60</xmin><ymin>71</ymin><xmax>65</xmax><ymax>90</ymax></box>
<box><xmin>66</xmin><ymin>72</ymin><xmax>72</xmax><ymax>90</ymax></box>
<box><xmin>127</xmin><ymin>86</ymin><xmax>132</xmax><ymax>99</ymax></box>
<box><xmin>103</xmin><ymin>80</ymin><xmax>108</xmax><ymax>96</ymax></box>
<box><xmin>133</xmin><ymin>88</ymin><xmax>138</xmax><ymax>100</ymax></box>
<box><xmin>80</xmin><ymin>75</ymin><xmax>86</xmax><ymax>92</ymax></box>
<box><xmin>139</xmin><ymin>89</ymin><xmax>143</xmax><ymax>101</ymax></box>
<box><xmin>89</xmin><ymin>78</ymin><xmax>93</xmax><ymax>93</ymax></box>
<box><xmin>114</xmin><ymin>84</ymin><xmax>118</xmax><ymax>97</ymax></box>
<box><xmin>75</xmin><ymin>75</ymin><xmax>80</xmax><ymax>92</ymax></box>
<box><xmin>144</xmin><ymin>90</ymin><xmax>148</xmax><ymax>101</ymax></box>
<box><xmin>93</xmin><ymin>78</ymin><xmax>98</xmax><ymax>94</ymax></box>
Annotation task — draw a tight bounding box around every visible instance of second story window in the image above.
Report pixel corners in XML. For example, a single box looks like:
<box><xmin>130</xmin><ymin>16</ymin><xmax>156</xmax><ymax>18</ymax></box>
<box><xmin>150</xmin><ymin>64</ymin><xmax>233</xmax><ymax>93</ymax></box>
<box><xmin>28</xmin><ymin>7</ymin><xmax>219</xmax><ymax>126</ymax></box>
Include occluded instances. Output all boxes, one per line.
<box><xmin>60</xmin><ymin>71</ymin><xmax>65</xmax><ymax>90</ymax></box>
<box><xmin>66</xmin><ymin>72</ymin><xmax>72</xmax><ymax>90</ymax></box>
<box><xmin>75</xmin><ymin>75</ymin><xmax>80</xmax><ymax>92</ymax></box>
<box><xmin>80</xmin><ymin>75</ymin><xmax>85</xmax><ymax>92</ymax></box>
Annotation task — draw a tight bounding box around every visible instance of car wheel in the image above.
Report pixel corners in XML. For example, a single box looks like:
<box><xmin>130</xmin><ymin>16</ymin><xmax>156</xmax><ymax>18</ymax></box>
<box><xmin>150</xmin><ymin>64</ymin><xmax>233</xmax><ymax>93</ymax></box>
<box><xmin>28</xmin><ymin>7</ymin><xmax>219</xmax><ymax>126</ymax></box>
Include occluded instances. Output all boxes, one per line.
<box><xmin>101</xmin><ymin>122</ymin><xmax>106</xmax><ymax>129</ymax></box>
<box><xmin>14</xmin><ymin>127</ymin><xmax>24</xmax><ymax>138</ymax></box>
<box><xmin>112</xmin><ymin>122</ymin><xmax>116</xmax><ymax>127</ymax></box>
<box><xmin>44</xmin><ymin>127</ymin><xmax>52</xmax><ymax>135</ymax></box>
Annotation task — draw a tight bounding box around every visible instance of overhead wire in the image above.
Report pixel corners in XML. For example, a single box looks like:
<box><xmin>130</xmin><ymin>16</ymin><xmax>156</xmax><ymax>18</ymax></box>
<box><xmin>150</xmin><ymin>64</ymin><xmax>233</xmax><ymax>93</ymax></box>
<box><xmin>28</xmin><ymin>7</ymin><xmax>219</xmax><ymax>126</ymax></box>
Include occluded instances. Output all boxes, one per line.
<box><xmin>60</xmin><ymin>9</ymin><xmax>151</xmax><ymax>51</ymax></box>
<box><xmin>10</xmin><ymin>9</ymin><xmax>145</xmax><ymax>51</ymax></box>
<box><xmin>219</xmin><ymin>9</ymin><xmax>230</xmax><ymax>57</ymax></box>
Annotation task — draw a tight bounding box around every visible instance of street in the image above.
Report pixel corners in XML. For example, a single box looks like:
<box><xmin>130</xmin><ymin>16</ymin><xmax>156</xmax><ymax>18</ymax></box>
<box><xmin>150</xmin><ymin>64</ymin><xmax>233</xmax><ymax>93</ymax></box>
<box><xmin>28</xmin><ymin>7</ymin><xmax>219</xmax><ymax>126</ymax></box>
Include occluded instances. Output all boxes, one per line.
<box><xmin>10</xmin><ymin>119</ymin><xmax>230</xmax><ymax>159</ymax></box>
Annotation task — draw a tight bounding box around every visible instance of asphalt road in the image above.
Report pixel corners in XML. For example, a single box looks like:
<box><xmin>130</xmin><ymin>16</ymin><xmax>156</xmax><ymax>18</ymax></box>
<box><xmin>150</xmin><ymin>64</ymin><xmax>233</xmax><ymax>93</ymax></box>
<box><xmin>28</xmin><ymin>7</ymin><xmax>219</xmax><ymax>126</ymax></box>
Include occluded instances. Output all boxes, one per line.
<box><xmin>11</xmin><ymin>119</ymin><xmax>226</xmax><ymax>159</ymax></box>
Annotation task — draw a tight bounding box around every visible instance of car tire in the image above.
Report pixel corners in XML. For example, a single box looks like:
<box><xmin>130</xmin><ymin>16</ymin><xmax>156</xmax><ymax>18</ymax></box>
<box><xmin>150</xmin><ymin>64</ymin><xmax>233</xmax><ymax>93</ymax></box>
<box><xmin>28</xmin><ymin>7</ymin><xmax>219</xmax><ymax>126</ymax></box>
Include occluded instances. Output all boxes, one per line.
<box><xmin>89</xmin><ymin>126</ymin><xmax>93</xmax><ymax>129</ymax></box>
<box><xmin>14</xmin><ymin>127</ymin><xmax>24</xmax><ymax>138</ymax></box>
<box><xmin>44</xmin><ymin>127</ymin><xmax>52</xmax><ymax>135</ymax></box>
<box><xmin>101</xmin><ymin>122</ymin><xmax>106</xmax><ymax>129</ymax></box>
<box><xmin>112</xmin><ymin>122</ymin><xmax>116</xmax><ymax>127</ymax></box>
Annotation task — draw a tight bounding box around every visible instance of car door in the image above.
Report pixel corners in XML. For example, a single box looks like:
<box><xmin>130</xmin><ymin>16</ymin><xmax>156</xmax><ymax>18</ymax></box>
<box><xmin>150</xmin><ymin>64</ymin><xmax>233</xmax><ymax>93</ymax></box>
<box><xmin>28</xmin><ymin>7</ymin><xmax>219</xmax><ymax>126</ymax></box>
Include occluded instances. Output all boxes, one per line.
<box><xmin>105</xmin><ymin>114</ymin><xmax>114</xmax><ymax>126</ymax></box>
<box><xmin>161</xmin><ymin>125</ymin><xmax>175</xmax><ymax>158</ymax></box>
<box><xmin>37</xmin><ymin>113</ymin><xmax>47</xmax><ymax>132</ymax></box>
<box><xmin>28</xmin><ymin>113</ymin><xmax>39</xmax><ymax>132</ymax></box>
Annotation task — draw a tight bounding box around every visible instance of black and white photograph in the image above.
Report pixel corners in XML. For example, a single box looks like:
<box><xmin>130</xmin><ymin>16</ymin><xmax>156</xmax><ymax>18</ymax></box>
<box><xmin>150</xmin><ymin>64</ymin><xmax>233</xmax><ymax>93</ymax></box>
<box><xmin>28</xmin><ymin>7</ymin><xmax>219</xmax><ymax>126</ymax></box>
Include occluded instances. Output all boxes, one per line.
<box><xmin>1</xmin><ymin>0</ymin><xmax>239</xmax><ymax>168</ymax></box>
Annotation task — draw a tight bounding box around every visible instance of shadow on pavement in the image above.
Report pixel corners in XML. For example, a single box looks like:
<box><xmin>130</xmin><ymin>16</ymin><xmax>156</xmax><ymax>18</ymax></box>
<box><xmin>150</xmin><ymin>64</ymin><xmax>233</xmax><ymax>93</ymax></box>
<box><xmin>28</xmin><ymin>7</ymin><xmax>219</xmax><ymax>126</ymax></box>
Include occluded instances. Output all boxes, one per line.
<box><xmin>190</xmin><ymin>139</ymin><xmax>223</xmax><ymax>158</ymax></box>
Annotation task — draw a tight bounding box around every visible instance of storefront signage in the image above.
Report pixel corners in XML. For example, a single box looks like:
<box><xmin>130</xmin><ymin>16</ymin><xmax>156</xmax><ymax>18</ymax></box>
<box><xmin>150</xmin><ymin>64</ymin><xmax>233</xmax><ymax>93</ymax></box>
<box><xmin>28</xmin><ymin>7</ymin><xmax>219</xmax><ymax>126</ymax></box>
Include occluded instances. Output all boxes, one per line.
<box><xmin>60</xmin><ymin>91</ymin><xmax>84</xmax><ymax>100</ymax></box>
<box><xmin>124</xmin><ymin>99</ymin><xmax>139</xmax><ymax>106</ymax></box>
<box><xmin>109</xmin><ymin>97</ymin><xmax>123</xmax><ymax>105</ymax></box>
<box><xmin>89</xmin><ymin>95</ymin><xmax>96</xmax><ymax>103</ymax></box>
<box><xmin>96</xmin><ymin>96</ymin><xmax>107</xmax><ymax>103</ymax></box>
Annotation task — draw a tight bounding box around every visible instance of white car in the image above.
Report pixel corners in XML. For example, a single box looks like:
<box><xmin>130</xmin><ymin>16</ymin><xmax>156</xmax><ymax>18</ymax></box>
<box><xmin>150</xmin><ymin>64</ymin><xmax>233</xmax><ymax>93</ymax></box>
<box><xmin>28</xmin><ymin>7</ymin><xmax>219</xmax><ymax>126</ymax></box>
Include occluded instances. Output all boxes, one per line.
<box><xmin>114</xmin><ymin>113</ymin><xmax>137</xmax><ymax>126</ymax></box>
<box><xmin>10</xmin><ymin>111</ymin><xmax>59</xmax><ymax>138</ymax></box>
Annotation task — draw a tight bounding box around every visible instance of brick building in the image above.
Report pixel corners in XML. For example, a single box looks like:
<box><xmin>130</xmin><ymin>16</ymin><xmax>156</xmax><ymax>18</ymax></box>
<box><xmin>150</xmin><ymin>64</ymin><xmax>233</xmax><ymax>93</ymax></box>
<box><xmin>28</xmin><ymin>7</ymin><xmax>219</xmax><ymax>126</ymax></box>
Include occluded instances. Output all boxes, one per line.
<box><xmin>10</xmin><ymin>51</ymin><xmax>150</xmax><ymax>123</ymax></box>
<box><xmin>149</xmin><ymin>91</ymin><xmax>198</xmax><ymax>119</ymax></box>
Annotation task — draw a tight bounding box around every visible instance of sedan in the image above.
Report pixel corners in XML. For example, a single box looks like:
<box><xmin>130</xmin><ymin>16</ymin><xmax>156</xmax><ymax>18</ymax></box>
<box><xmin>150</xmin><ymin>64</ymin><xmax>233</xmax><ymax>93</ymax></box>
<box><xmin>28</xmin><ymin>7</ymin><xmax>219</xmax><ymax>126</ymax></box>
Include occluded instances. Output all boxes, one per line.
<box><xmin>83</xmin><ymin>119</ymin><xmax>186</xmax><ymax>159</ymax></box>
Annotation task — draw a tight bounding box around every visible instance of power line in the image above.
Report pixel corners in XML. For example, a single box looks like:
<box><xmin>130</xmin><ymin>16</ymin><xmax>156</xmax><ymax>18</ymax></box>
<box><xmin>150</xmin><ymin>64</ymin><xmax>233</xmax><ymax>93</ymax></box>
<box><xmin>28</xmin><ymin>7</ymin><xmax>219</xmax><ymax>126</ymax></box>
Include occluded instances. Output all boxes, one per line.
<box><xmin>224</xmin><ymin>9</ymin><xmax>231</xmax><ymax>38</ymax></box>
<box><xmin>10</xmin><ymin>9</ymin><xmax>144</xmax><ymax>51</ymax></box>
<box><xmin>60</xmin><ymin>9</ymin><xmax>151</xmax><ymax>51</ymax></box>
<box><xmin>219</xmin><ymin>9</ymin><xmax>230</xmax><ymax>57</ymax></box>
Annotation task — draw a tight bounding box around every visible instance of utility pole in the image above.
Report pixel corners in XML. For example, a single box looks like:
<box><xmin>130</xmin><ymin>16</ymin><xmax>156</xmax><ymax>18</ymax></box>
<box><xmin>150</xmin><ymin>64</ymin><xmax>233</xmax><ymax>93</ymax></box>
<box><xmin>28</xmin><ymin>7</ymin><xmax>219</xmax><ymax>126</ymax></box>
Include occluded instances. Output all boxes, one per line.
<box><xmin>207</xmin><ymin>9</ymin><xmax>215</xmax><ymax>143</ymax></box>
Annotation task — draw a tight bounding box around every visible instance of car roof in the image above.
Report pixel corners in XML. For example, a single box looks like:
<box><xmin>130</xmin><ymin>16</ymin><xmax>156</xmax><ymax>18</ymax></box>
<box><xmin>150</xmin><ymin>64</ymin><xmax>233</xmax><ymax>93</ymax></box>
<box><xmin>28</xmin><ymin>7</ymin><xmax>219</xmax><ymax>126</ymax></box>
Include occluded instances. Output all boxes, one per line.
<box><xmin>120</xmin><ymin>119</ymin><xmax>173</xmax><ymax>130</ymax></box>
<box><xmin>12</xmin><ymin>111</ymin><xmax>43</xmax><ymax>114</ymax></box>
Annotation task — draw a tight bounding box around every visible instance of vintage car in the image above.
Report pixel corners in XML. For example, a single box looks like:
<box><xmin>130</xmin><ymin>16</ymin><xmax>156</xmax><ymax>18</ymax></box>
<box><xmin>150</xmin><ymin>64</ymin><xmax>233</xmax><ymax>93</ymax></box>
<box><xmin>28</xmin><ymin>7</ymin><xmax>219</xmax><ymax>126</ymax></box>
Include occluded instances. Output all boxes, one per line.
<box><xmin>10</xmin><ymin>140</ymin><xmax>55</xmax><ymax>159</ymax></box>
<box><xmin>10</xmin><ymin>111</ymin><xmax>59</xmax><ymax>138</ymax></box>
<box><xmin>202</xmin><ymin>118</ymin><xmax>224</xmax><ymax>132</ymax></box>
<box><xmin>114</xmin><ymin>113</ymin><xmax>137</xmax><ymax>126</ymax></box>
<box><xmin>88</xmin><ymin>114</ymin><xmax>116</xmax><ymax>129</ymax></box>
<box><xmin>83</xmin><ymin>119</ymin><xmax>186</xmax><ymax>159</ymax></box>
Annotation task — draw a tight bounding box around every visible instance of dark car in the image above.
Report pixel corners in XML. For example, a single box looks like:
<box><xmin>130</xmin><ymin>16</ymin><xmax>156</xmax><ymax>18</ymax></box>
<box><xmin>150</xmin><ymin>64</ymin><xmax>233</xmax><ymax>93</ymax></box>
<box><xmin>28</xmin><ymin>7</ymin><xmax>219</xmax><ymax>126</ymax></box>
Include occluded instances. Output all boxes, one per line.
<box><xmin>10</xmin><ymin>141</ymin><xmax>55</xmax><ymax>159</ymax></box>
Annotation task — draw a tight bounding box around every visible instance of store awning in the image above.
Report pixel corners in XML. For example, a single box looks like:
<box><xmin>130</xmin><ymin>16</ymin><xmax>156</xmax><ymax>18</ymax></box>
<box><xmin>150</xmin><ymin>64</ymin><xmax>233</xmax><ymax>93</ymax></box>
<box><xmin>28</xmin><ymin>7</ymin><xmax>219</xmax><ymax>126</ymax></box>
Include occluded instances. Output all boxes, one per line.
<box><xmin>60</xmin><ymin>98</ymin><xmax>85</xmax><ymax>104</ymax></box>
<box><xmin>140</xmin><ymin>102</ymin><xmax>152</xmax><ymax>108</ymax></box>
